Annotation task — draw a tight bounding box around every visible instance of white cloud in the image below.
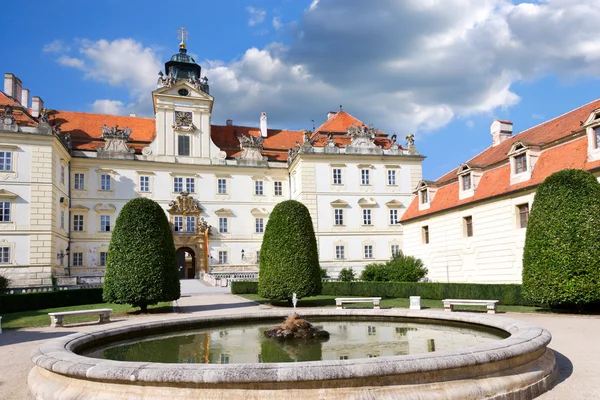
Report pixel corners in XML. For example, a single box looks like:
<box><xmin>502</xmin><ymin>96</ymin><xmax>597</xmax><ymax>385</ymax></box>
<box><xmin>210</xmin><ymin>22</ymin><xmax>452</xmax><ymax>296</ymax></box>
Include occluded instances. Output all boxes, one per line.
<box><xmin>247</xmin><ymin>6</ymin><xmax>266</xmax><ymax>26</ymax></box>
<box><xmin>272</xmin><ymin>17</ymin><xmax>283</xmax><ymax>30</ymax></box>
<box><xmin>91</xmin><ymin>99</ymin><xmax>126</xmax><ymax>115</ymax></box>
<box><xmin>43</xmin><ymin>40</ymin><xmax>70</xmax><ymax>53</ymax></box>
<box><xmin>57</xmin><ymin>56</ymin><xmax>85</xmax><ymax>69</ymax></box>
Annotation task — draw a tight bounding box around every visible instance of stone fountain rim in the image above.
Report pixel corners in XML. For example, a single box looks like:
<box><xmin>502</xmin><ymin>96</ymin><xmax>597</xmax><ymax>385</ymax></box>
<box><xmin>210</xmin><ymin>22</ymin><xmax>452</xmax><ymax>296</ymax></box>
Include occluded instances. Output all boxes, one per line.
<box><xmin>31</xmin><ymin>308</ymin><xmax>551</xmax><ymax>385</ymax></box>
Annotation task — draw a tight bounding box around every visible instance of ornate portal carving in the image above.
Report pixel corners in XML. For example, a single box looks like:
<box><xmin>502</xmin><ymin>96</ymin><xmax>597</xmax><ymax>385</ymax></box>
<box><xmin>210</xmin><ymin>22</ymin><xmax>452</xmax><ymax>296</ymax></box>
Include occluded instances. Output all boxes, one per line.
<box><xmin>168</xmin><ymin>192</ymin><xmax>202</xmax><ymax>215</ymax></box>
<box><xmin>198</xmin><ymin>217</ymin><xmax>211</xmax><ymax>233</ymax></box>
<box><xmin>96</xmin><ymin>124</ymin><xmax>135</xmax><ymax>159</ymax></box>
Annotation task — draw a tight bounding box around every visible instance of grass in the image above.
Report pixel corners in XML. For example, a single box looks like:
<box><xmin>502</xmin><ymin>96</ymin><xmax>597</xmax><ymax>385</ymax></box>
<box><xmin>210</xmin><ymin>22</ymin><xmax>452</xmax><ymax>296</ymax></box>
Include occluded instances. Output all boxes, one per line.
<box><xmin>1</xmin><ymin>302</ymin><xmax>173</xmax><ymax>330</ymax></box>
<box><xmin>238</xmin><ymin>294</ymin><xmax>542</xmax><ymax>313</ymax></box>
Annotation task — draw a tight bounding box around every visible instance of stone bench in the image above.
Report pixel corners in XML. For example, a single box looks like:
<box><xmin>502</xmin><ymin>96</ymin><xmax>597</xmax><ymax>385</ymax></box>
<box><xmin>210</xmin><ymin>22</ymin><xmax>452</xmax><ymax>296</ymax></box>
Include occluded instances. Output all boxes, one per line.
<box><xmin>443</xmin><ymin>299</ymin><xmax>499</xmax><ymax>314</ymax></box>
<box><xmin>48</xmin><ymin>308</ymin><xmax>112</xmax><ymax>327</ymax></box>
<box><xmin>336</xmin><ymin>297</ymin><xmax>381</xmax><ymax>309</ymax></box>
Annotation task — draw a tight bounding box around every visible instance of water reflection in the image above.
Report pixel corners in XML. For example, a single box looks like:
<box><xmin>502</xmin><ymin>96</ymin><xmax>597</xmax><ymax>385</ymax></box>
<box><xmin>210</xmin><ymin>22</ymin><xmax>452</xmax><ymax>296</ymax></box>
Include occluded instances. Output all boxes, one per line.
<box><xmin>85</xmin><ymin>319</ymin><xmax>506</xmax><ymax>364</ymax></box>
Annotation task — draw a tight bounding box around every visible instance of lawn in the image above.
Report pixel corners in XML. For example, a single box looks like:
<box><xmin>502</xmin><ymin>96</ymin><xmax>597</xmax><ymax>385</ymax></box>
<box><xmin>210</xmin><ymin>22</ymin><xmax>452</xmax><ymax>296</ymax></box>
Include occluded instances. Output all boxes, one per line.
<box><xmin>238</xmin><ymin>294</ymin><xmax>541</xmax><ymax>313</ymax></box>
<box><xmin>1</xmin><ymin>302</ymin><xmax>173</xmax><ymax>330</ymax></box>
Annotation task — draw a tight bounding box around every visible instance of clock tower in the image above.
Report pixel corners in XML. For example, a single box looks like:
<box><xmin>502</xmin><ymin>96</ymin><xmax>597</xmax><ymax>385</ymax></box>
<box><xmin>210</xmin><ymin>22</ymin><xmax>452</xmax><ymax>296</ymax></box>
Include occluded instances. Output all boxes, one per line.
<box><xmin>150</xmin><ymin>28</ymin><xmax>220</xmax><ymax>162</ymax></box>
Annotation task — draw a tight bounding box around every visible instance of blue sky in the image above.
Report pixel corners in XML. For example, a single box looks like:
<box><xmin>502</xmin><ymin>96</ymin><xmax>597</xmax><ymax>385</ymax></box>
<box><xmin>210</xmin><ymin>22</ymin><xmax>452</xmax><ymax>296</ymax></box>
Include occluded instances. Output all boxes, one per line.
<box><xmin>2</xmin><ymin>0</ymin><xmax>600</xmax><ymax>181</ymax></box>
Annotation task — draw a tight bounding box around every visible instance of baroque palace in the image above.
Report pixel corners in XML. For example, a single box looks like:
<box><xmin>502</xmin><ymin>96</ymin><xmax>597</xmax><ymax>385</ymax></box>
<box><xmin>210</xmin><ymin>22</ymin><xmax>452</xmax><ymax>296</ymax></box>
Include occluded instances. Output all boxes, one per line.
<box><xmin>0</xmin><ymin>38</ymin><xmax>424</xmax><ymax>287</ymax></box>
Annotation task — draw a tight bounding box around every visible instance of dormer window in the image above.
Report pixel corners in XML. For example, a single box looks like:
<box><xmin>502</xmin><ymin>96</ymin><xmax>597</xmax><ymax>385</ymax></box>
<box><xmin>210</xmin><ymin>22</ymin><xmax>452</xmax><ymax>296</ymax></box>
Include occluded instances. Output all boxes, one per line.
<box><xmin>415</xmin><ymin>180</ymin><xmax>437</xmax><ymax>210</ymax></box>
<box><xmin>420</xmin><ymin>189</ymin><xmax>428</xmax><ymax>204</ymax></box>
<box><xmin>515</xmin><ymin>153</ymin><xmax>527</xmax><ymax>174</ymax></box>
<box><xmin>595</xmin><ymin>127</ymin><xmax>600</xmax><ymax>149</ymax></box>
<box><xmin>457</xmin><ymin>164</ymin><xmax>481</xmax><ymax>200</ymax></box>
<box><xmin>583</xmin><ymin>110</ymin><xmax>600</xmax><ymax>162</ymax></box>
<box><xmin>462</xmin><ymin>174</ymin><xmax>471</xmax><ymax>191</ymax></box>
<box><xmin>508</xmin><ymin>142</ymin><xmax>539</xmax><ymax>185</ymax></box>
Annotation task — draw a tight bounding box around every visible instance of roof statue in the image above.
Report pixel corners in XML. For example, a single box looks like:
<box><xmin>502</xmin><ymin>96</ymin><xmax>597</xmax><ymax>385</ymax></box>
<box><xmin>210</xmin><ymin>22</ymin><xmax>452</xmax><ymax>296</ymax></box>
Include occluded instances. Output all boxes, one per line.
<box><xmin>346</xmin><ymin>123</ymin><xmax>381</xmax><ymax>150</ymax></box>
<box><xmin>236</xmin><ymin>134</ymin><xmax>266</xmax><ymax>161</ymax></box>
<box><xmin>406</xmin><ymin>133</ymin><xmax>418</xmax><ymax>155</ymax></box>
<box><xmin>96</xmin><ymin>124</ymin><xmax>135</xmax><ymax>159</ymax></box>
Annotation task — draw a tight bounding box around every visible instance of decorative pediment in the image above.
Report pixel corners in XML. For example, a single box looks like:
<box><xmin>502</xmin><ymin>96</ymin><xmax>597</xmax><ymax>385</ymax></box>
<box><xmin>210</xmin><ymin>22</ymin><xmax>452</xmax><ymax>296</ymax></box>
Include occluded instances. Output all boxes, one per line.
<box><xmin>214</xmin><ymin>208</ymin><xmax>234</xmax><ymax>216</ymax></box>
<box><xmin>385</xmin><ymin>200</ymin><xmax>404</xmax><ymax>208</ymax></box>
<box><xmin>155</xmin><ymin>77</ymin><xmax>212</xmax><ymax>98</ymax></box>
<box><xmin>168</xmin><ymin>192</ymin><xmax>202</xmax><ymax>215</ymax></box>
<box><xmin>94</xmin><ymin>203</ymin><xmax>116</xmax><ymax>212</ymax></box>
<box><xmin>414</xmin><ymin>180</ymin><xmax>437</xmax><ymax>192</ymax></box>
<box><xmin>96</xmin><ymin>125</ymin><xmax>135</xmax><ymax>159</ymax></box>
<box><xmin>250</xmin><ymin>207</ymin><xmax>269</xmax><ymax>216</ymax></box>
<box><xmin>457</xmin><ymin>163</ymin><xmax>483</xmax><ymax>176</ymax></box>
<box><xmin>330</xmin><ymin>199</ymin><xmax>349</xmax><ymax>208</ymax></box>
<box><xmin>70</xmin><ymin>205</ymin><xmax>90</xmax><ymax>212</ymax></box>
<box><xmin>0</xmin><ymin>189</ymin><xmax>18</xmax><ymax>199</ymax></box>
<box><xmin>583</xmin><ymin>108</ymin><xmax>600</xmax><ymax>127</ymax></box>
<box><xmin>346</xmin><ymin>124</ymin><xmax>381</xmax><ymax>149</ymax></box>
<box><xmin>358</xmin><ymin>198</ymin><xmax>377</xmax><ymax>207</ymax></box>
<box><xmin>508</xmin><ymin>141</ymin><xmax>539</xmax><ymax>156</ymax></box>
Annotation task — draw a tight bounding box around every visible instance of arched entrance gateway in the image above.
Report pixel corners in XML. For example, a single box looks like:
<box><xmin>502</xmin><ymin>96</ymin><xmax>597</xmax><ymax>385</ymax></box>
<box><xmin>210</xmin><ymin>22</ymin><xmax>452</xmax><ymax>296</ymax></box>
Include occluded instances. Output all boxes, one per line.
<box><xmin>168</xmin><ymin>192</ymin><xmax>211</xmax><ymax>279</ymax></box>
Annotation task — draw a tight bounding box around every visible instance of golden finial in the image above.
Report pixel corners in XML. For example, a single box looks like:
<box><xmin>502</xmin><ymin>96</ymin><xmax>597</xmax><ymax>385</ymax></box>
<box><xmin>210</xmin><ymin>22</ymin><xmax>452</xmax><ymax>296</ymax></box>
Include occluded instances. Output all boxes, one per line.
<box><xmin>177</xmin><ymin>26</ymin><xmax>189</xmax><ymax>49</ymax></box>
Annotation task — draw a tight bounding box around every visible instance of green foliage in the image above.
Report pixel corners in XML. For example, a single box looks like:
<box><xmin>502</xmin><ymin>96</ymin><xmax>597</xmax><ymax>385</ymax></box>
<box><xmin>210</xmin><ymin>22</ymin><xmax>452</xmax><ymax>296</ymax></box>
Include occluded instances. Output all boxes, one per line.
<box><xmin>231</xmin><ymin>281</ymin><xmax>529</xmax><ymax>306</ymax></box>
<box><xmin>523</xmin><ymin>169</ymin><xmax>600</xmax><ymax>309</ymax></box>
<box><xmin>320</xmin><ymin>267</ymin><xmax>329</xmax><ymax>279</ymax></box>
<box><xmin>360</xmin><ymin>251</ymin><xmax>428</xmax><ymax>282</ymax></box>
<box><xmin>338</xmin><ymin>267</ymin><xmax>356</xmax><ymax>282</ymax></box>
<box><xmin>258</xmin><ymin>200</ymin><xmax>321</xmax><ymax>301</ymax></box>
<box><xmin>103</xmin><ymin>198</ymin><xmax>180</xmax><ymax>311</ymax></box>
<box><xmin>0</xmin><ymin>275</ymin><xmax>9</xmax><ymax>294</ymax></box>
<box><xmin>0</xmin><ymin>288</ymin><xmax>103</xmax><ymax>314</ymax></box>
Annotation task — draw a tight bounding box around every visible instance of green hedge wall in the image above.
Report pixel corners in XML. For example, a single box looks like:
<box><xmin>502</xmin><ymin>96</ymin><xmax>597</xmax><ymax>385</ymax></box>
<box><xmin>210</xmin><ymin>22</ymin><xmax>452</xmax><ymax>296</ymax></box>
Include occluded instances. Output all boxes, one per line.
<box><xmin>231</xmin><ymin>281</ymin><xmax>529</xmax><ymax>306</ymax></box>
<box><xmin>0</xmin><ymin>288</ymin><xmax>104</xmax><ymax>314</ymax></box>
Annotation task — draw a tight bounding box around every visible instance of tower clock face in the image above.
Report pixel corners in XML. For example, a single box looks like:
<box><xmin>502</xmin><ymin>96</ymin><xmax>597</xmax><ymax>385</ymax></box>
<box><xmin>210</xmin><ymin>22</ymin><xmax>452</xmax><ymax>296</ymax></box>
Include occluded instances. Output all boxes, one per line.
<box><xmin>175</xmin><ymin>111</ymin><xmax>192</xmax><ymax>126</ymax></box>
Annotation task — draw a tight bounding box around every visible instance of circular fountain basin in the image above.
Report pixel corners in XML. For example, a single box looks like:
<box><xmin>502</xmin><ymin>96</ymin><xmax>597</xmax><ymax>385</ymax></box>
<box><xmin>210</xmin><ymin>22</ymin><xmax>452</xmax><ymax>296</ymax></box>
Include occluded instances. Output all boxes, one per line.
<box><xmin>29</xmin><ymin>309</ymin><xmax>557</xmax><ymax>399</ymax></box>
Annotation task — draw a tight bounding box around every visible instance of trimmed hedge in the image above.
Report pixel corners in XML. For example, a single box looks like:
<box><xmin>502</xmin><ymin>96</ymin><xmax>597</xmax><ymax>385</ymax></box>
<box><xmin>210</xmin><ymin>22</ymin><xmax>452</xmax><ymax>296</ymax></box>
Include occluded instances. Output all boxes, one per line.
<box><xmin>258</xmin><ymin>200</ymin><xmax>321</xmax><ymax>301</ymax></box>
<box><xmin>523</xmin><ymin>169</ymin><xmax>600</xmax><ymax>308</ymax></box>
<box><xmin>361</xmin><ymin>251</ymin><xmax>427</xmax><ymax>282</ymax></box>
<box><xmin>0</xmin><ymin>288</ymin><xmax>104</xmax><ymax>314</ymax></box>
<box><xmin>232</xmin><ymin>281</ymin><xmax>529</xmax><ymax>306</ymax></box>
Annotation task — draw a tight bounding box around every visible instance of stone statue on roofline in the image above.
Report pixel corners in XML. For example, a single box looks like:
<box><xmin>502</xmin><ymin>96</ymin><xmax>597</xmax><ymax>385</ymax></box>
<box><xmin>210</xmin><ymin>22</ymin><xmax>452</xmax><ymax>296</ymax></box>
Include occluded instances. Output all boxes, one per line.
<box><xmin>346</xmin><ymin>123</ymin><xmax>379</xmax><ymax>149</ymax></box>
<box><xmin>406</xmin><ymin>133</ymin><xmax>418</xmax><ymax>155</ymax></box>
<box><xmin>236</xmin><ymin>134</ymin><xmax>266</xmax><ymax>161</ymax></box>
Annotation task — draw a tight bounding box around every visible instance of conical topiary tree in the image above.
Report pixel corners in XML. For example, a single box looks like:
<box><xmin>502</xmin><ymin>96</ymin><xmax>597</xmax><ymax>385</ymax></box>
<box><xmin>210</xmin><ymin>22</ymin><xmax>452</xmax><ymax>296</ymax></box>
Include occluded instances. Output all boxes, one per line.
<box><xmin>522</xmin><ymin>169</ymin><xmax>600</xmax><ymax>309</ymax></box>
<box><xmin>258</xmin><ymin>200</ymin><xmax>321</xmax><ymax>301</ymax></box>
<box><xmin>103</xmin><ymin>197</ymin><xmax>180</xmax><ymax>312</ymax></box>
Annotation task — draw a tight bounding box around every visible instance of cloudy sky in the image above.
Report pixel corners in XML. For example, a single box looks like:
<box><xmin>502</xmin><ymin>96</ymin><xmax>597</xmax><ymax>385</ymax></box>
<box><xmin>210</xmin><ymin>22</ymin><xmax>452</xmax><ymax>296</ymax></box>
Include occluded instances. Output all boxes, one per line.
<box><xmin>2</xmin><ymin>0</ymin><xmax>600</xmax><ymax>179</ymax></box>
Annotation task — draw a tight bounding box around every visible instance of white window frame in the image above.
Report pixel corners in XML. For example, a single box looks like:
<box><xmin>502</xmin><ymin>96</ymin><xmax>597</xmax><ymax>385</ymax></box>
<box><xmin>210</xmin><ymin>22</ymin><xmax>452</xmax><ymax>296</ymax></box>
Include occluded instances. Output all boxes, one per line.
<box><xmin>218</xmin><ymin>250</ymin><xmax>228</xmax><ymax>264</ymax></box>
<box><xmin>99</xmin><ymin>251</ymin><xmax>107</xmax><ymax>266</ymax></box>
<box><xmin>420</xmin><ymin>189</ymin><xmax>428</xmax><ymax>204</ymax></box>
<box><xmin>255</xmin><ymin>217</ymin><xmax>264</xmax><ymax>233</ymax></box>
<box><xmin>332</xmin><ymin>168</ymin><xmax>342</xmax><ymax>185</ymax></box>
<box><xmin>364</xmin><ymin>245</ymin><xmax>373</xmax><ymax>259</ymax></box>
<box><xmin>335</xmin><ymin>245</ymin><xmax>345</xmax><ymax>260</ymax></box>
<box><xmin>74</xmin><ymin>173</ymin><xmax>85</xmax><ymax>190</ymax></box>
<box><xmin>139</xmin><ymin>175</ymin><xmax>150</xmax><ymax>192</ymax></box>
<box><xmin>273</xmin><ymin>181</ymin><xmax>283</xmax><ymax>196</ymax></box>
<box><xmin>334</xmin><ymin>208</ymin><xmax>344</xmax><ymax>226</ymax></box>
<box><xmin>361</xmin><ymin>169</ymin><xmax>370</xmax><ymax>185</ymax></box>
<box><xmin>72</xmin><ymin>252</ymin><xmax>84</xmax><ymax>267</ymax></box>
<box><xmin>0</xmin><ymin>151</ymin><xmax>12</xmax><ymax>171</ymax></box>
<box><xmin>0</xmin><ymin>246</ymin><xmax>10</xmax><ymax>264</ymax></box>
<box><xmin>362</xmin><ymin>209</ymin><xmax>372</xmax><ymax>226</ymax></box>
<box><xmin>178</xmin><ymin>134</ymin><xmax>191</xmax><ymax>156</ymax></box>
<box><xmin>518</xmin><ymin>203</ymin><xmax>529</xmax><ymax>229</ymax></box>
<box><xmin>185</xmin><ymin>177</ymin><xmax>195</xmax><ymax>193</ymax></box>
<box><xmin>217</xmin><ymin>178</ymin><xmax>227</xmax><ymax>194</ymax></box>
<box><xmin>73</xmin><ymin>214</ymin><xmax>84</xmax><ymax>232</ymax></box>
<box><xmin>186</xmin><ymin>215</ymin><xmax>196</xmax><ymax>232</ymax></box>
<box><xmin>389</xmin><ymin>209</ymin><xmax>399</xmax><ymax>225</ymax></box>
<box><xmin>462</xmin><ymin>173</ymin><xmax>472</xmax><ymax>191</ymax></box>
<box><xmin>254</xmin><ymin>180</ymin><xmax>264</xmax><ymax>196</ymax></box>
<box><xmin>100</xmin><ymin>174</ymin><xmax>111</xmax><ymax>191</ymax></box>
<box><xmin>391</xmin><ymin>244</ymin><xmax>400</xmax><ymax>257</ymax></box>
<box><xmin>100</xmin><ymin>215</ymin><xmax>111</xmax><ymax>232</ymax></box>
<box><xmin>173</xmin><ymin>177</ymin><xmax>183</xmax><ymax>193</ymax></box>
<box><xmin>0</xmin><ymin>201</ymin><xmax>10</xmax><ymax>222</ymax></box>
<box><xmin>219</xmin><ymin>217</ymin><xmax>228</xmax><ymax>233</ymax></box>
<box><xmin>515</xmin><ymin>153</ymin><xmax>527</xmax><ymax>174</ymax></box>
<box><xmin>173</xmin><ymin>216</ymin><xmax>184</xmax><ymax>232</ymax></box>
<box><xmin>387</xmin><ymin>169</ymin><xmax>396</xmax><ymax>186</ymax></box>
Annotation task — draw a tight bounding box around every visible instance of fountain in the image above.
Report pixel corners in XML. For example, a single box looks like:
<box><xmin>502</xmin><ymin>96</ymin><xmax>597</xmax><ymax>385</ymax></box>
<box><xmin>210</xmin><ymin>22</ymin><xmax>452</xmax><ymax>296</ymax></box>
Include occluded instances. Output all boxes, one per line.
<box><xmin>28</xmin><ymin>309</ymin><xmax>557</xmax><ymax>399</ymax></box>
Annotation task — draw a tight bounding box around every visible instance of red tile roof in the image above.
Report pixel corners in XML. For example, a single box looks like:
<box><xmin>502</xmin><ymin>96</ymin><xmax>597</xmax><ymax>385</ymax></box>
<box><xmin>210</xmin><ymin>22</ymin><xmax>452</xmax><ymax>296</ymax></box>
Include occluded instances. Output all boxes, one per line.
<box><xmin>401</xmin><ymin>99</ymin><xmax>600</xmax><ymax>222</ymax></box>
<box><xmin>0</xmin><ymin>92</ymin><xmax>38</xmax><ymax>127</ymax></box>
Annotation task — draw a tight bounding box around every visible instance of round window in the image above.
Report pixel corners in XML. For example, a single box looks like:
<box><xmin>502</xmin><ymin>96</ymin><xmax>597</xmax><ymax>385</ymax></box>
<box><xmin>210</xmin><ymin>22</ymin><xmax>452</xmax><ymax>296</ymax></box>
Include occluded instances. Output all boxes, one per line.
<box><xmin>178</xmin><ymin>88</ymin><xmax>189</xmax><ymax>96</ymax></box>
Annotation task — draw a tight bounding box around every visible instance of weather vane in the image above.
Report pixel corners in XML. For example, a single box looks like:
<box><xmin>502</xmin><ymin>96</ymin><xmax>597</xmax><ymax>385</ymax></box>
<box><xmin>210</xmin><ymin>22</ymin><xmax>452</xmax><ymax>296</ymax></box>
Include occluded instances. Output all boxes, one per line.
<box><xmin>178</xmin><ymin>26</ymin><xmax>189</xmax><ymax>48</ymax></box>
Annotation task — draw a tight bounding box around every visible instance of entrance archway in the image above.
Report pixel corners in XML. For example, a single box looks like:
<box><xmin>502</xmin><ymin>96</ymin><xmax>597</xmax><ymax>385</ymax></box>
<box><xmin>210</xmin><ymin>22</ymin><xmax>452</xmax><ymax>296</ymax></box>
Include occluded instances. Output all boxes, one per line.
<box><xmin>176</xmin><ymin>247</ymin><xmax>196</xmax><ymax>279</ymax></box>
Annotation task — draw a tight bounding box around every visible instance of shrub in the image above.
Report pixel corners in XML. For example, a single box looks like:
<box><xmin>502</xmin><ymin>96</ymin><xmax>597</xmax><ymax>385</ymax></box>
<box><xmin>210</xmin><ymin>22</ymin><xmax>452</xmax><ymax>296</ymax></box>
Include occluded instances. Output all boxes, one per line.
<box><xmin>360</xmin><ymin>251</ymin><xmax>427</xmax><ymax>282</ymax></box>
<box><xmin>0</xmin><ymin>275</ymin><xmax>9</xmax><ymax>294</ymax></box>
<box><xmin>103</xmin><ymin>198</ymin><xmax>180</xmax><ymax>312</ymax></box>
<box><xmin>338</xmin><ymin>267</ymin><xmax>356</xmax><ymax>282</ymax></box>
<box><xmin>320</xmin><ymin>267</ymin><xmax>329</xmax><ymax>279</ymax></box>
<box><xmin>0</xmin><ymin>288</ymin><xmax>104</xmax><ymax>314</ymax></box>
<box><xmin>231</xmin><ymin>281</ymin><xmax>258</xmax><ymax>294</ymax></box>
<box><xmin>523</xmin><ymin>169</ymin><xmax>600</xmax><ymax>309</ymax></box>
<box><xmin>258</xmin><ymin>200</ymin><xmax>321</xmax><ymax>301</ymax></box>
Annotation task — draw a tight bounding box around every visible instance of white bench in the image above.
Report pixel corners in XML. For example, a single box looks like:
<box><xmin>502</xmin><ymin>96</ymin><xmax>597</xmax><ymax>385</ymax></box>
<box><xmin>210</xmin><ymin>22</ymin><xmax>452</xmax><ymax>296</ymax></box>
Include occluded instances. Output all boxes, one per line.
<box><xmin>48</xmin><ymin>308</ymin><xmax>112</xmax><ymax>327</ymax></box>
<box><xmin>336</xmin><ymin>297</ymin><xmax>381</xmax><ymax>309</ymax></box>
<box><xmin>442</xmin><ymin>299</ymin><xmax>499</xmax><ymax>314</ymax></box>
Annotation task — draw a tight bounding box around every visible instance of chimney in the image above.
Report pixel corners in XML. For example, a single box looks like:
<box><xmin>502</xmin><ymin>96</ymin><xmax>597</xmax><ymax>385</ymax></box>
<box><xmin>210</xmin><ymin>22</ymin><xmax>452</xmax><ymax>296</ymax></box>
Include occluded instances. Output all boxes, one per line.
<box><xmin>32</xmin><ymin>96</ymin><xmax>44</xmax><ymax>118</ymax></box>
<box><xmin>4</xmin><ymin>73</ymin><xmax>16</xmax><ymax>98</ymax></box>
<box><xmin>14</xmin><ymin>77</ymin><xmax>22</xmax><ymax>105</ymax></box>
<box><xmin>260</xmin><ymin>112</ymin><xmax>267</xmax><ymax>138</ymax></box>
<box><xmin>21</xmin><ymin>88</ymin><xmax>30</xmax><ymax>109</ymax></box>
<box><xmin>490</xmin><ymin>120</ymin><xmax>513</xmax><ymax>146</ymax></box>
<box><xmin>226</xmin><ymin>119</ymin><xmax>233</xmax><ymax>126</ymax></box>
<box><xmin>129</xmin><ymin>113</ymin><xmax>136</xmax><ymax>117</ymax></box>
<box><xmin>327</xmin><ymin>111</ymin><xmax>337</xmax><ymax>120</ymax></box>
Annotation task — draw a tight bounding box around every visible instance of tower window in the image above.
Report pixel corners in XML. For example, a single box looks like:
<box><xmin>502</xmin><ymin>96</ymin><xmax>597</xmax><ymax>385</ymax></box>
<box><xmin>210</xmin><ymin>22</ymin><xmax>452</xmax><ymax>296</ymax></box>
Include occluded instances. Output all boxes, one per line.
<box><xmin>178</xmin><ymin>135</ymin><xmax>190</xmax><ymax>156</ymax></box>
<box><xmin>178</xmin><ymin>88</ymin><xmax>189</xmax><ymax>96</ymax></box>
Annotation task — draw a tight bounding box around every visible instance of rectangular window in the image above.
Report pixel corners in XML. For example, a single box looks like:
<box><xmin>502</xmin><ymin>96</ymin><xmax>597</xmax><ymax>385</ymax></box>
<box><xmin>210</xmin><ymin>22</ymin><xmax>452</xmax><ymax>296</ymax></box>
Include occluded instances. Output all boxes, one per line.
<box><xmin>60</xmin><ymin>210</ymin><xmax>65</xmax><ymax>229</ymax></box>
<box><xmin>518</xmin><ymin>204</ymin><xmax>529</xmax><ymax>229</ymax></box>
<box><xmin>73</xmin><ymin>215</ymin><xmax>84</xmax><ymax>232</ymax></box>
<box><xmin>74</xmin><ymin>173</ymin><xmax>85</xmax><ymax>190</ymax></box>
<box><xmin>334</xmin><ymin>208</ymin><xmax>344</xmax><ymax>226</ymax></box>
<box><xmin>100</xmin><ymin>174</ymin><xmax>111</xmax><ymax>191</ymax></box>
<box><xmin>254</xmin><ymin>180</ymin><xmax>264</xmax><ymax>195</ymax></box>
<box><xmin>464</xmin><ymin>216</ymin><xmax>473</xmax><ymax>237</ymax></box>
<box><xmin>173</xmin><ymin>177</ymin><xmax>183</xmax><ymax>193</ymax></box>
<box><xmin>100</xmin><ymin>215</ymin><xmax>111</xmax><ymax>232</ymax></box>
<box><xmin>335</xmin><ymin>245</ymin><xmax>345</xmax><ymax>260</ymax></box>
<box><xmin>60</xmin><ymin>165</ymin><xmax>65</xmax><ymax>184</ymax></box>
<box><xmin>0</xmin><ymin>151</ymin><xmax>12</xmax><ymax>171</ymax></box>
<box><xmin>255</xmin><ymin>218</ymin><xmax>264</xmax><ymax>233</ymax></box>
<box><xmin>274</xmin><ymin>181</ymin><xmax>283</xmax><ymax>196</ymax></box>
<box><xmin>515</xmin><ymin>154</ymin><xmax>527</xmax><ymax>174</ymax></box>
<box><xmin>364</xmin><ymin>245</ymin><xmax>373</xmax><ymax>259</ymax></box>
<box><xmin>72</xmin><ymin>252</ymin><xmax>83</xmax><ymax>267</ymax></box>
<box><xmin>0</xmin><ymin>201</ymin><xmax>10</xmax><ymax>222</ymax></box>
<box><xmin>389</xmin><ymin>209</ymin><xmax>399</xmax><ymax>225</ymax></box>
<box><xmin>362</xmin><ymin>209</ymin><xmax>372</xmax><ymax>225</ymax></box>
<box><xmin>391</xmin><ymin>244</ymin><xmax>400</xmax><ymax>257</ymax></box>
<box><xmin>596</xmin><ymin>127</ymin><xmax>600</xmax><ymax>149</ymax></box>
<box><xmin>99</xmin><ymin>252</ymin><xmax>107</xmax><ymax>266</ymax></box>
<box><xmin>0</xmin><ymin>247</ymin><xmax>10</xmax><ymax>263</ymax></box>
<box><xmin>219</xmin><ymin>217</ymin><xmax>228</xmax><ymax>233</ymax></box>
<box><xmin>185</xmin><ymin>177</ymin><xmax>195</xmax><ymax>193</ymax></box>
<box><xmin>361</xmin><ymin>169</ymin><xmax>370</xmax><ymax>185</ymax></box>
<box><xmin>173</xmin><ymin>216</ymin><xmax>183</xmax><ymax>232</ymax></box>
<box><xmin>178</xmin><ymin>135</ymin><xmax>190</xmax><ymax>156</ymax></box>
<box><xmin>139</xmin><ymin>176</ymin><xmax>150</xmax><ymax>192</ymax></box>
<box><xmin>420</xmin><ymin>190</ymin><xmax>428</xmax><ymax>204</ymax></box>
<box><xmin>218</xmin><ymin>251</ymin><xmax>228</xmax><ymax>264</ymax></box>
<box><xmin>332</xmin><ymin>168</ymin><xmax>342</xmax><ymax>185</ymax></box>
<box><xmin>217</xmin><ymin>178</ymin><xmax>227</xmax><ymax>194</ymax></box>
<box><xmin>256</xmin><ymin>250</ymin><xmax>260</xmax><ymax>264</ymax></box>
<box><xmin>387</xmin><ymin>170</ymin><xmax>396</xmax><ymax>185</ymax></box>
<box><xmin>185</xmin><ymin>216</ymin><xmax>196</xmax><ymax>232</ymax></box>
<box><xmin>462</xmin><ymin>174</ymin><xmax>471</xmax><ymax>191</ymax></box>
<box><xmin>422</xmin><ymin>226</ymin><xmax>430</xmax><ymax>244</ymax></box>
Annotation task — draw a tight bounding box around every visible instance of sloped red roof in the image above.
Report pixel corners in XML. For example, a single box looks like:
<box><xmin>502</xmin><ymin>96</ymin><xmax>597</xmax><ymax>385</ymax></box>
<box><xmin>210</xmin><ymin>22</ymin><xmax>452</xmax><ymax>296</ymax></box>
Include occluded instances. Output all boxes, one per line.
<box><xmin>401</xmin><ymin>101</ymin><xmax>600</xmax><ymax>222</ymax></box>
<box><xmin>0</xmin><ymin>92</ymin><xmax>38</xmax><ymax>127</ymax></box>
<box><xmin>314</xmin><ymin>110</ymin><xmax>388</xmax><ymax>136</ymax></box>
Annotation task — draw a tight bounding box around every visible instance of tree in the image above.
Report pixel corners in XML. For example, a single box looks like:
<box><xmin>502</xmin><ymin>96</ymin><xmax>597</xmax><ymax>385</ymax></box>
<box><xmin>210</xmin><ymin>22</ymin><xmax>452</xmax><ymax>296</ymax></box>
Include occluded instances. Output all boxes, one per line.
<box><xmin>360</xmin><ymin>251</ymin><xmax>427</xmax><ymax>282</ymax></box>
<box><xmin>103</xmin><ymin>198</ymin><xmax>180</xmax><ymax>312</ymax></box>
<box><xmin>0</xmin><ymin>275</ymin><xmax>9</xmax><ymax>293</ymax></box>
<box><xmin>258</xmin><ymin>200</ymin><xmax>321</xmax><ymax>301</ymax></box>
<box><xmin>338</xmin><ymin>267</ymin><xmax>356</xmax><ymax>282</ymax></box>
<box><xmin>522</xmin><ymin>169</ymin><xmax>600</xmax><ymax>309</ymax></box>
